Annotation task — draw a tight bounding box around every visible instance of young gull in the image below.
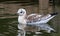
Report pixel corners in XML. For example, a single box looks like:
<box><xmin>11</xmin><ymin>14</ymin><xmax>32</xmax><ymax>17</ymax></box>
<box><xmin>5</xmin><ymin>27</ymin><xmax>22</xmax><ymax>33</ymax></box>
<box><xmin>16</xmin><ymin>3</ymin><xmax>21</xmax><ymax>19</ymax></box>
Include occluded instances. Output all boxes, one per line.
<box><xmin>17</xmin><ymin>8</ymin><xmax>57</xmax><ymax>36</ymax></box>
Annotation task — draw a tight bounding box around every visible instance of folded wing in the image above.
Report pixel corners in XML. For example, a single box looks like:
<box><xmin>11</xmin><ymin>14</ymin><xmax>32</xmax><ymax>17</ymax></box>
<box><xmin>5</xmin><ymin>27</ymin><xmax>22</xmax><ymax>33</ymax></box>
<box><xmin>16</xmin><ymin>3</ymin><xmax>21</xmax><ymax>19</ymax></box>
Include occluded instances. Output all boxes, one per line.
<box><xmin>27</xmin><ymin>14</ymin><xmax>56</xmax><ymax>23</ymax></box>
<box><xmin>27</xmin><ymin>14</ymin><xmax>42</xmax><ymax>23</ymax></box>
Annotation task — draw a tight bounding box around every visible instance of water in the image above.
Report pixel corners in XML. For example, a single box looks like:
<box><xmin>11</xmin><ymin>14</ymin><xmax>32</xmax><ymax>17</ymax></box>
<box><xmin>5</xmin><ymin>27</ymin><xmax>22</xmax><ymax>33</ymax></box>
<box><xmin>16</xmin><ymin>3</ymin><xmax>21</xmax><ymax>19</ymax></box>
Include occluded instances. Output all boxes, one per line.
<box><xmin>0</xmin><ymin>18</ymin><xmax>17</xmax><ymax>36</ymax></box>
<box><xmin>0</xmin><ymin>17</ymin><xmax>59</xmax><ymax>36</ymax></box>
<box><xmin>0</xmin><ymin>17</ymin><xmax>50</xmax><ymax>36</ymax></box>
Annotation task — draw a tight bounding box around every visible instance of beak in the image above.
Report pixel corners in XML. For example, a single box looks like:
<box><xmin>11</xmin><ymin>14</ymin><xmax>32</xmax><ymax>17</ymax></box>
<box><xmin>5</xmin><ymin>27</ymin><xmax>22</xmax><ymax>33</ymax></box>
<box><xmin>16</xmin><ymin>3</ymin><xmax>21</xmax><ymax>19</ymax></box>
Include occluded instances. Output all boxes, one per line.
<box><xmin>17</xmin><ymin>12</ymin><xmax>19</xmax><ymax>15</ymax></box>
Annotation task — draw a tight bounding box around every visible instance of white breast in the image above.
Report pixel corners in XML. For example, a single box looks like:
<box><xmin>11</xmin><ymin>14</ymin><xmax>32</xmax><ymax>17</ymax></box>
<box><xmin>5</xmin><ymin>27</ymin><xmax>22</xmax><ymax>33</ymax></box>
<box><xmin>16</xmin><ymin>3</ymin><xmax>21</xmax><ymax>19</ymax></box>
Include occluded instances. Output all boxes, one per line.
<box><xmin>18</xmin><ymin>16</ymin><xmax>27</xmax><ymax>30</ymax></box>
<box><xmin>18</xmin><ymin>16</ymin><xmax>26</xmax><ymax>24</ymax></box>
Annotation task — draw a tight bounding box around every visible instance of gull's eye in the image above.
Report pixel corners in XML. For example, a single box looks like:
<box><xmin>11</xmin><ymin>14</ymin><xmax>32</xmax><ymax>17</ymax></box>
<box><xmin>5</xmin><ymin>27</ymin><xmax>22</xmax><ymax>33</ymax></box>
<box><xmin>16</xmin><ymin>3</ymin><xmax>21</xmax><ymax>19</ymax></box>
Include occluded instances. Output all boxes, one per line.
<box><xmin>20</xmin><ymin>12</ymin><xmax>22</xmax><ymax>13</ymax></box>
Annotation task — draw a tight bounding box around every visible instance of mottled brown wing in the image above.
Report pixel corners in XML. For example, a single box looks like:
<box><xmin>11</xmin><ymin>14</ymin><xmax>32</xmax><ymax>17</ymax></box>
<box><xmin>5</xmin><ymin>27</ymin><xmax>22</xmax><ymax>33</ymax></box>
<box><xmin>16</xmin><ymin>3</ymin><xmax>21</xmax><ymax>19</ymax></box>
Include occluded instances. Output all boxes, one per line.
<box><xmin>27</xmin><ymin>14</ymin><xmax>42</xmax><ymax>22</ymax></box>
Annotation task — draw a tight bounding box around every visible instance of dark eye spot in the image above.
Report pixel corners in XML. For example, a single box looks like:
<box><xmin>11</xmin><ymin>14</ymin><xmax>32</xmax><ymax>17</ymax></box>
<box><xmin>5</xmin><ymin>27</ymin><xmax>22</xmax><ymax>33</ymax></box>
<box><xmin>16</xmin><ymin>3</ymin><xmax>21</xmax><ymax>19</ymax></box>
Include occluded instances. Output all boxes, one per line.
<box><xmin>20</xmin><ymin>12</ymin><xmax>22</xmax><ymax>13</ymax></box>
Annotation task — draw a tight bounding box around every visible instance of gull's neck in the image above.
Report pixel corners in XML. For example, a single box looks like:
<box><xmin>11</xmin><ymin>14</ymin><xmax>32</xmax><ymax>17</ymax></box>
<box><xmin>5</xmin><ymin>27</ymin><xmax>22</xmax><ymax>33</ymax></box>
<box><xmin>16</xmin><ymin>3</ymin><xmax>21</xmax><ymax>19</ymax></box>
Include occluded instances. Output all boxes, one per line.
<box><xmin>18</xmin><ymin>14</ymin><xmax>27</xmax><ymax>24</ymax></box>
<box><xmin>18</xmin><ymin>14</ymin><xmax>26</xmax><ymax>19</ymax></box>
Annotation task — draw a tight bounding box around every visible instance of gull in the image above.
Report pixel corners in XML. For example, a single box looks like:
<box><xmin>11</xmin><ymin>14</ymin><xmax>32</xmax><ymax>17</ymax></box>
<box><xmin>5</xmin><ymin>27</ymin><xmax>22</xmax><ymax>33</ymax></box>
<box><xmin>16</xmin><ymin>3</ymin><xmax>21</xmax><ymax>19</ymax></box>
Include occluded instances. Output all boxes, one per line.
<box><xmin>17</xmin><ymin>8</ymin><xmax>57</xmax><ymax>36</ymax></box>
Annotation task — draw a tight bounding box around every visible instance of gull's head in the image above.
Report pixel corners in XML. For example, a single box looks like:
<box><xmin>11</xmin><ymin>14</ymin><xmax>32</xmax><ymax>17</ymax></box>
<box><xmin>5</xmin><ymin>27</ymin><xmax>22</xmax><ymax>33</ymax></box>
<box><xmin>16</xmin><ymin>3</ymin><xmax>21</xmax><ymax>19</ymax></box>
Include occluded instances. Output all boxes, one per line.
<box><xmin>17</xmin><ymin>8</ymin><xmax>26</xmax><ymax>16</ymax></box>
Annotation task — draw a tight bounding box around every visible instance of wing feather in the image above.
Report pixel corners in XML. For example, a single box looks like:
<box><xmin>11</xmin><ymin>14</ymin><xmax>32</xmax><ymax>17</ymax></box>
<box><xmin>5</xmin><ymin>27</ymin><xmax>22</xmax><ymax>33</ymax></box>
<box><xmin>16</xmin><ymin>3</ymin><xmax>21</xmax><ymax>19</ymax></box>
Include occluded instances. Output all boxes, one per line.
<box><xmin>27</xmin><ymin>14</ymin><xmax>42</xmax><ymax>23</ymax></box>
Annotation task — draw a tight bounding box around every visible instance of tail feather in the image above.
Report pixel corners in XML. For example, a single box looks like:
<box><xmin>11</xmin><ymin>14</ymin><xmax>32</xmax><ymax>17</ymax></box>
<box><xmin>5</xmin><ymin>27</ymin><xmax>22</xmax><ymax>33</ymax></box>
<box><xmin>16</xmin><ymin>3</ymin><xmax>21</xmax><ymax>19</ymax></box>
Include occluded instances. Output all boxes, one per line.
<box><xmin>50</xmin><ymin>12</ymin><xmax>58</xmax><ymax>16</ymax></box>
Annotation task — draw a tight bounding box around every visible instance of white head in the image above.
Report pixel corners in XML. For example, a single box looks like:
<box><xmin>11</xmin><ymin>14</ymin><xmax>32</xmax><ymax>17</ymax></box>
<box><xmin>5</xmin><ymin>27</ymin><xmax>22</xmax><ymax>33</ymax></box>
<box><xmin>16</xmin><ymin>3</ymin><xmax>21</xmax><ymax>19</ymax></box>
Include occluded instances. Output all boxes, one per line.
<box><xmin>17</xmin><ymin>8</ymin><xmax>26</xmax><ymax>16</ymax></box>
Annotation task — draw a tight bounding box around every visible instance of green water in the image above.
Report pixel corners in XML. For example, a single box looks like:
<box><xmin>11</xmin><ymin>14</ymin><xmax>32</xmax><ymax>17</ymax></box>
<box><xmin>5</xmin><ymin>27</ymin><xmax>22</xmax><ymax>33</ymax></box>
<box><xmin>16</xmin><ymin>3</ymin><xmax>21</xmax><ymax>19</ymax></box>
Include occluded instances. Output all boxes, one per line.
<box><xmin>0</xmin><ymin>17</ymin><xmax>59</xmax><ymax>36</ymax></box>
<box><xmin>0</xmin><ymin>18</ymin><xmax>17</xmax><ymax>36</ymax></box>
